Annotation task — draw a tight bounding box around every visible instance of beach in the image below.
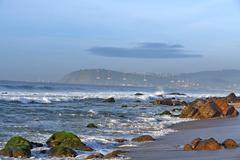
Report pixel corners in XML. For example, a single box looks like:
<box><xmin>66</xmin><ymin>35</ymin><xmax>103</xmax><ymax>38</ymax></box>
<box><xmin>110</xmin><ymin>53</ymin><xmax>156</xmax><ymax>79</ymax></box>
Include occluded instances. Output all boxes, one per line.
<box><xmin>127</xmin><ymin>116</ymin><xmax>240</xmax><ymax>160</ymax></box>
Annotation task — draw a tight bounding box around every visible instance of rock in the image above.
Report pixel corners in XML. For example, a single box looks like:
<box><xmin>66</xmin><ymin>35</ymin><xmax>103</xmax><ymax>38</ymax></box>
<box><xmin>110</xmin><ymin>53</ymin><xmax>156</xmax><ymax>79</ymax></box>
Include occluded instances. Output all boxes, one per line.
<box><xmin>184</xmin><ymin>138</ymin><xmax>239</xmax><ymax>152</ymax></box>
<box><xmin>180</xmin><ymin>96</ymin><xmax>239</xmax><ymax>119</ymax></box>
<box><xmin>86</xmin><ymin>123</ymin><xmax>98</xmax><ymax>128</ymax></box>
<box><xmin>226</xmin><ymin>93</ymin><xmax>237</xmax><ymax>102</ymax></box>
<box><xmin>191</xmin><ymin>138</ymin><xmax>202</xmax><ymax>149</ymax></box>
<box><xmin>104</xmin><ymin>150</ymin><xmax>126</xmax><ymax>159</ymax></box>
<box><xmin>121</xmin><ymin>104</ymin><xmax>128</xmax><ymax>108</ymax></box>
<box><xmin>0</xmin><ymin>136</ymin><xmax>32</xmax><ymax>158</ymax></box>
<box><xmin>132</xmin><ymin>135</ymin><xmax>155</xmax><ymax>142</ymax></box>
<box><xmin>30</xmin><ymin>142</ymin><xmax>44</xmax><ymax>148</ymax></box>
<box><xmin>198</xmin><ymin>102</ymin><xmax>221</xmax><ymax>119</ymax></box>
<box><xmin>48</xmin><ymin>146</ymin><xmax>77</xmax><ymax>158</ymax></box>
<box><xmin>135</xmin><ymin>93</ymin><xmax>144</xmax><ymax>96</ymax></box>
<box><xmin>214</xmin><ymin>98</ymin><xmax>230</xmax><ymax>115</ymax></box>
<box><xmin>0</xmin><ymin>148</ymin><xmax>31</xmax><ymax>158</ymax></box>
<box><xmin>153</xmin><ymin>99</ymin><xmax>186</xmax><ymax>106</ymax></box>
<box><xmin>40</xmin><ymin>150</ymin><xmax>48</xmax><ymax>154</ymax></box>
<box><xmin>135</xmin><ymin>100</ymin><xmax>141</xmax><ymax>103</ymax></box>
<box><xmin>159</xmin><ymin>110</ymin><xmax>172</xmax><ymax>116</ymax></box>
<box><xmin>180</xmin><ymin>105</ymin><xmax>199</xmax><ymax>118</ymax></box>
<box><xmin>172</xmin><ymin>108</ymin><xmax>182</xmax><ymax>112</ymax></box>
<box><xmin>47</xmin><ymin>131</ymin><xmax>93</xmax><ymax>151</ymax></box>
<box><xmin>5</xmin><ymin>136</ymin><xmax>32</xmax><ymax>150</ymax></box>
<box><xmin>86</xmin><ymin>153</ymin><xmax>104</xmax><ymax>159</ymax></box>
<box><xmin>222</xmin><ymin>139</ymin><xmax>238</xmax><ymax>149</ymax></box>
<box><xmin>103</xmin><ymin>97</ymin><xmax>115</xmax><ymax>103</ymax></box>
<box><xmin>183</xmin><ymin>144</ymin><xmax>193</xmax><ymax>151</ymax></box>
<box><xmin>115</xmin><ymin>139</ymin><xmax>128</xmax><ymax>143</ymax></box>
<box><xmin>194</xmin><ymin>138</ymin><xmax>223</xmax><ymax>151</ymax></box>
<box><xmin>168</xmin><ymin>92</ymin><xmax>186</xmax><ymax>96</ymax></box>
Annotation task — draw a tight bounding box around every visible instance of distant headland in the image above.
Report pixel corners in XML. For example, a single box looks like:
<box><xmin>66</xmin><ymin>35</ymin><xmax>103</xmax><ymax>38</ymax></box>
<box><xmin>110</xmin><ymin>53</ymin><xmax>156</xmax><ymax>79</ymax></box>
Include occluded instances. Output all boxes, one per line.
<box><xmin>60</xmin><ymin>69</ymin><xmax>240</xmax><ymax>90</ymax></box>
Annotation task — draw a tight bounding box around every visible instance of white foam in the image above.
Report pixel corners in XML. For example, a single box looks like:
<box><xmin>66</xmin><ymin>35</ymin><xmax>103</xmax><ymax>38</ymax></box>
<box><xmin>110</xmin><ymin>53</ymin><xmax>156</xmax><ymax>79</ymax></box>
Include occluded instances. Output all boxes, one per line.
<box><xmin>0</xmin><ymin>90</ymin><xmax>163</xmax><ymax>104</ymax></box>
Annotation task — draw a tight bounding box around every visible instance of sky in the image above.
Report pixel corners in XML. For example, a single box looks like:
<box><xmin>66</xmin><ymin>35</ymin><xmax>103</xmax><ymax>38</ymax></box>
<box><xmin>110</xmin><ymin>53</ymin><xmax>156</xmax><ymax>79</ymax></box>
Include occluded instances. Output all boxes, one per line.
<box><xmin>0</xmin><ymin>0</ymin><xmax>240</xmax><ymax>81</ymax></box>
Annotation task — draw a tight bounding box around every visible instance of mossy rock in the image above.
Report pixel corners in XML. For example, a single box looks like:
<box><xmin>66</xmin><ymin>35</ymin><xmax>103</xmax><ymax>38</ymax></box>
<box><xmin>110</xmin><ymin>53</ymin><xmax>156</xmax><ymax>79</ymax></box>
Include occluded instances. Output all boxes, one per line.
<box><xmin>0</xmin><ymin>136</ymin><xmax>32</xmax><ymax>158</ymax></box>
<box><xmin>0</xmin><ymin>147</ymin><xmax>31</xmax><ymax>158</ymax></box>
<box><xmin>159</xmin><ymin>110</ymin><xmax>172</xmax><ymax>116</ymax></box>
<box><xmin>87</xmin><ymin>123</ymin><xmax>98</xmax><ymax>128</ymax></box>
<box><xmin>47</xmin><ymin>131</ymin><xmax>93</xmax><ymax>151</ymax></box>
<box><xmin>5</xmin><ymin>136</ymin><xmax>32</xmax><ymax>150</ymax></box>
<box><xmin>48</xmin><ymin>146</ymin><xmax>77</xmax><ymax>158</ymax></box>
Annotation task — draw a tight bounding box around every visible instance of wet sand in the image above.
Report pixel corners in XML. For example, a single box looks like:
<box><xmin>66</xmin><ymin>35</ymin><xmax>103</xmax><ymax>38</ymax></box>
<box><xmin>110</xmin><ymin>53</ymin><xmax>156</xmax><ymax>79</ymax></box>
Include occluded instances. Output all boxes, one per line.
<box><xmin>127</xmin><ymin>117</ymin><xmax>240</xmax><ymax>160</ymax></box>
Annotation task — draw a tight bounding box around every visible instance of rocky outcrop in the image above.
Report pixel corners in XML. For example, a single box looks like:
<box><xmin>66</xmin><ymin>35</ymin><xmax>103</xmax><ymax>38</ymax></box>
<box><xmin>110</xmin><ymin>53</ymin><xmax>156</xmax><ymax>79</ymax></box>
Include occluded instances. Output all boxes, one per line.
<box><xmin>184</xmin><ymin>138</ymin><xmax>238</xmax><ymax>151</ymax></box>
<box><xmin>180</xmin><ymin>96</ymin><xmax>239</xmax><ymax>119</ymax></box>
<box><xmin>0</xmin><ymin>136</ymin><xmax>32</xmax><ymax>158</ymax></box>
<box><xmin>47</xmin><ymin>131</ymin><xmax>93</xmax><ymax>151</ymax></box>
<box><xmin>48</xmin><ymin>146</ymin><xmax>77</xmax><ymax>158</ymax></box>
<box><xmin>132</xmin><ymin>135</ymin><xmax>155</xmax><ymax>142</ymax></box>
<box><xmin>153</xmin><ymin>98</ymin><xmax>187</xmax><ymax>106</ymax></box>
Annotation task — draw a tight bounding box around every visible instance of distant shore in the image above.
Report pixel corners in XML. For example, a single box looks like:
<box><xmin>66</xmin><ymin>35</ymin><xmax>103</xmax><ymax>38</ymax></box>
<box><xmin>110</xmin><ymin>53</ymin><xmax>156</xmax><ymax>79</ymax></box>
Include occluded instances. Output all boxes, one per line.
<box><xmin>127</xmin><ymin>116</ymin><xmax>240</xmax><ymax>160</ymax></box>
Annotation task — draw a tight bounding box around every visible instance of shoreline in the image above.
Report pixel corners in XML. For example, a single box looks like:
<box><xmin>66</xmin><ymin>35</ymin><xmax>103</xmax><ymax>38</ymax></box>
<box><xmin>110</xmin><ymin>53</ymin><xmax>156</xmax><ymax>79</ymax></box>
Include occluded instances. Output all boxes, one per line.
<box><xmin>126</xmin><ymin>116</ymin><xmax>240</xmax><ymax>160</ymax></box>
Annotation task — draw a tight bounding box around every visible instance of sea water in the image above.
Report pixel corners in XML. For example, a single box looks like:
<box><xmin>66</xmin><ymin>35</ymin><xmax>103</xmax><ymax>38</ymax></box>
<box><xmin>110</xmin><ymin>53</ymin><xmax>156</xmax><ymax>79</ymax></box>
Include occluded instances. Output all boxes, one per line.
<box><xmin>0</xmin><ymin>81</ymin><xmax>233</xmax><ymax>159</ymax></box>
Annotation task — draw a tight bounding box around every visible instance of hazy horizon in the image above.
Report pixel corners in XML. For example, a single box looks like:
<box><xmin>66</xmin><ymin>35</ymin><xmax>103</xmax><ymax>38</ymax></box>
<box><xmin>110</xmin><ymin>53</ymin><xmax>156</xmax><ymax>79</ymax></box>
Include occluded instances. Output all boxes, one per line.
<box><xmin>1</xmin><ymin>0</ymin><xmax>240</xmax><ymax>81</ymax></box>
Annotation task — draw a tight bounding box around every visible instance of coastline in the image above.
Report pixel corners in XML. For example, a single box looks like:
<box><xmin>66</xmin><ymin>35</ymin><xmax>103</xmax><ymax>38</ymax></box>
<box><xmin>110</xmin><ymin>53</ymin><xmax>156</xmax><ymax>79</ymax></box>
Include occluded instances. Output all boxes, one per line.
<box><xmin>126</xmin><ymin>116</ymin><xmax>240</xmax><ymax>160</ymax></box>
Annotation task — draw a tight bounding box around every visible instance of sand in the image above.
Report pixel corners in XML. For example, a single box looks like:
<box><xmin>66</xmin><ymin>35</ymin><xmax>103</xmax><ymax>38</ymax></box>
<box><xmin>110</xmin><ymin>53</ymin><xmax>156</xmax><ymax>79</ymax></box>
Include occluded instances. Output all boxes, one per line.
<box><xmin>127</xmin><ymin>117</ymin><xmax>240</xmax><ymax>160</ymax></box>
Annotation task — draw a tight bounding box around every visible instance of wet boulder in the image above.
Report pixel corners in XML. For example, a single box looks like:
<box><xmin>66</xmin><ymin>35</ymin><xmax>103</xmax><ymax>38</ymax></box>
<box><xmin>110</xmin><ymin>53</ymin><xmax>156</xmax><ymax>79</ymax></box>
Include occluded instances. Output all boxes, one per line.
<box><xmin>183</xmin><ymin>144</ymin><xmax>193</xmax><ymax>151</ymax></box>
<box><xmin>0</xmin><ymin>148</ymin><xmax>31</xmax><ymax>158</ymax></box>
<box><xmin>194</xmin><ymin>138</ymin><xmax>223</xmax><ymax>150</ymax></box>
<box><xmin>159</xmin><ymin>110</ymin><xmax>172</xmax><ymax>116</ymax></box>
<box><xmin>104</xmin><ymin>150</ymin><xmax>126</xmax><ymax>159</ymax></box>
<box><xmin>86</xmin><ymin>123</ymin><xmax>98</xmax><ymax>128</ymax></box>
<box><xmin>191</xmin><ymin>138</ymin><xmax>202</xmax><ymax>148</ymax></box>
<box><xmin>103</xmin><ymin>97</ymin><xmax>115</xmax><ymax>103</ymax></box>
<box><xmin>86</xmin><ymin>152</ymin><xmax>104</xmax><ymax>159</ymax></box>
<box><xmin>114</xmin><ymin>139</ymin><xmax>128</xmax><ymax>143</ymax></box>
<box><xmin>48</xmin><ymin>146</ymin><xmax>77</xmax><ymax>158</ymax></box>
<box><xmin>135</xmin><ymin>93</ymin><xmax>144</xmax><ymax>96</ymax></box>
<box><xmin>0</xmin><ymin>136</ymin><xmax>32</xmax><ymax>158</ymax></box>
<box><xmin>47</xmin><ymin>131</ymin><xmax>93</xmax><ymax>151</ymax></box>
<box><xmin>132</xmin><ymin>135</ymin><xmax>155</xmax><ymax>142</ymax></box>
<box><xmin>226</xmin><ymin>93</ymin><xmax>238</xmax><ymax>102</ymax></box>
<box><xmin>168</xmin><ymin>92</ymin><xmax>186</xmax><ymax>96</ymax></box>
<box><xmin>30</xmin><ymin>142</ymin><xmax>44</xmax><ymax>148</ymax></box>
<box><xmin>222</xmin><ymin>139</ymin><xmax>238</xmax><ymax>149</ymax></box>
<box><xmin>121</xmin><ymin>104</ymin><xmax>128</xmax><ymax>108</ymax></box>
<box><xmin>184</xmin><ymin>138</ymin><xmax>223</xmax><ymax>151</ymax></box>
<box><xmin>184</xmin><ymin>138</ymin><xmax>239</xmax><ymax>151</ymax></box>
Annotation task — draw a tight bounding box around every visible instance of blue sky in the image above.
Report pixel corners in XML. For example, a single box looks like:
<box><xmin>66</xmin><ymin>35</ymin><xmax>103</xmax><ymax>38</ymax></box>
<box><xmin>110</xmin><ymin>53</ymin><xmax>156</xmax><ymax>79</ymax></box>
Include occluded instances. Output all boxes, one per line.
<box><xmin>0</xmin><ymin>0</ymin><xmax>240</xmax><ymax>81</ymax></box>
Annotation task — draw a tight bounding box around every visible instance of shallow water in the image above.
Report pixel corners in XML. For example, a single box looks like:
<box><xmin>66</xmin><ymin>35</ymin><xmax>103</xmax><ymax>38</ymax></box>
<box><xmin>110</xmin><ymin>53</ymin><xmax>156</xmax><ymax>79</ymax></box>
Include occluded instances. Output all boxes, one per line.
<box><xmin>0</xmin><ymin>81</ymin><xmax>234</xmax><ymax>159</ymax></box>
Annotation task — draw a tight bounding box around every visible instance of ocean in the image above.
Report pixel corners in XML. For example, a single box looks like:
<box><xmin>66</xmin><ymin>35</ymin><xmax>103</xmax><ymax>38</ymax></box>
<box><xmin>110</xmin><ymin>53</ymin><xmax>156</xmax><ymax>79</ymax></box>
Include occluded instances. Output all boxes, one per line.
<box><xmin>0</xmin><ymin>81</ymin><xmax>235</xmax><ymax>159</ymax></box>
